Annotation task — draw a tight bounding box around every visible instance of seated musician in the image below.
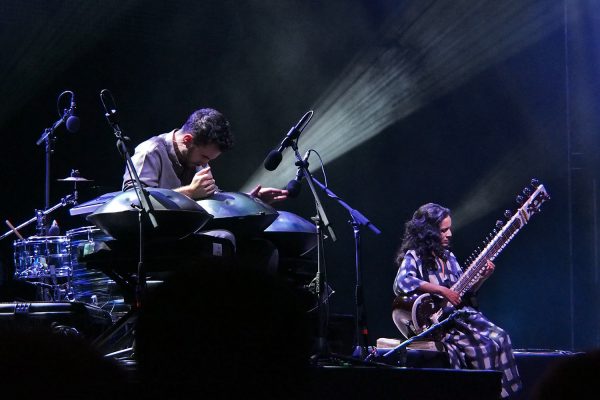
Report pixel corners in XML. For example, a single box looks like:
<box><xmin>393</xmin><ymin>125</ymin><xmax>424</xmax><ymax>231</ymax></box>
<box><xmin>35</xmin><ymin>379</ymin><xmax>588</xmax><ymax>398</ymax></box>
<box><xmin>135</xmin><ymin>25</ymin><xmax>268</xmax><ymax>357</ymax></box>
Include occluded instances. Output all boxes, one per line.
<box><xmin>392</xmin><ymin>203</ymin><xmax>522</xmax><ymax>399</ymax></box>
<box><xmin>122</xmin><ymin>107</ymin><xmax>288</xmax><ymax>271</ymax></box>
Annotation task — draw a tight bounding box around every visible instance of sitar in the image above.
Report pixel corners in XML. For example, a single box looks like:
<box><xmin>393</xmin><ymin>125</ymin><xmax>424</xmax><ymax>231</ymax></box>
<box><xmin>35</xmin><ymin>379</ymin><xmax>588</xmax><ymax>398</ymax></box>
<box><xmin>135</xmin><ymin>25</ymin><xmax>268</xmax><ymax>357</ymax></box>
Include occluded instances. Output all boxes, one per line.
<box><xmin>392</xmin><ymin>179</ymin><xmax>550</xmax><ymax>339</ymax></box>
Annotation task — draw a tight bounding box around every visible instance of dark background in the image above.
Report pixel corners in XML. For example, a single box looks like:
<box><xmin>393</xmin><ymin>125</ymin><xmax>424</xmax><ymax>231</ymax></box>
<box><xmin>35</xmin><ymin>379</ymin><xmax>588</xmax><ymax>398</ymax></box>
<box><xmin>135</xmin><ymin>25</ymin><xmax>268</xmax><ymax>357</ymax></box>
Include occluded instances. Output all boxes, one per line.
<box><xmin>0</xmin><ymin>0</ymin><xmax>599</xmax><ymax>353</ymax></box>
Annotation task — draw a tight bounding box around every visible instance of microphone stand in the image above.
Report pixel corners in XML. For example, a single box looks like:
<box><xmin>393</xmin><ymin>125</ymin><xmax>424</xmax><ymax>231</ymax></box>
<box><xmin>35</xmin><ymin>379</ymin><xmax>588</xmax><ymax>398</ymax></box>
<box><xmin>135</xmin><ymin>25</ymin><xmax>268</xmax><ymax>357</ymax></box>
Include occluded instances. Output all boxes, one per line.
<box><xmin>91</xmin><ymin>90</ymin><xmax>160</xmax><ymax>359</ymax></box>
<box><xmin>308</xmin><ymin>176</ymin><xmax>381</xmax><ymax>360</ymax></box>
<box><xmin>36</xmin><ymin>91</ymin><xmax>73</xmax><ymax>218</ymax></box>
<box><xmin>289</xmin><ymin>143</ymin><xmax>337</xmax><ymax>362</ymax></box>
<box><xmin>100</xmin><ymin>90</ymin><xmax>158</xmax><ymax>310</ymax></box>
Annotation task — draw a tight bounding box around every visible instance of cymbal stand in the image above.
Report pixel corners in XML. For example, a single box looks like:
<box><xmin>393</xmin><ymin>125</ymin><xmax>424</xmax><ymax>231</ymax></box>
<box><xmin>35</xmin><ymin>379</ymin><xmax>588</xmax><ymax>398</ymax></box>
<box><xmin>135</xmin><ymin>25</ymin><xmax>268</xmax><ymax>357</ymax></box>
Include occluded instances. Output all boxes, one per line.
<box><xmin>309</xmin><ymin>177</ymin><xmax>381</xmax><ymax>359</ymax></box>
<box><xmin>0</xmin><ymin>193</ymin><xmax>77</xmax><ymax>241</ymax></box>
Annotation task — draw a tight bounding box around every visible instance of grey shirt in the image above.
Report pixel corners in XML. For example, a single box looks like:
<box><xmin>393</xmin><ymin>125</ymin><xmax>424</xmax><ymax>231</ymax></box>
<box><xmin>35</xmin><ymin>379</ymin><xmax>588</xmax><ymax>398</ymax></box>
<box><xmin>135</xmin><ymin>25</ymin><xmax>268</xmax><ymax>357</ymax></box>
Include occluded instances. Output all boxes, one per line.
<box><xmin>122</xmin><ymin>130</ymin><xmax>198</xmax><ymax>191</ymax></box>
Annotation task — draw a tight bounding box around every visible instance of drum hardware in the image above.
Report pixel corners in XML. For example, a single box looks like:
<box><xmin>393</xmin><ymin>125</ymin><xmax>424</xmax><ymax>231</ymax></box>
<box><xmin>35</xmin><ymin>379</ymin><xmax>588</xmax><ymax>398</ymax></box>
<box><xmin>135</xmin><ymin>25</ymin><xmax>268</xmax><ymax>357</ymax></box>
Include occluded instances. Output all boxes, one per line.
<box><xmin>66</xmin><ymin>225</ymin><xmax>129</xmax><ymax>320</ymax></box>
<box><xmin>0</xmin><ymin>192</ymin><xmax>77</xmax><ymax>241</ymax></box>
<box><xmin>12</xmin><ymin>235</ymin><xmax>72</xmax><ymax>302</ymax></box>
<box><xmin>2</xmin><ymin>189</ymin><xmax>80</xmax><ymax>304</ymax></box>
<box><xmin>57</xmin><ymin>169</ymin><xmax>93</xmax><ymax>182</ymax></box>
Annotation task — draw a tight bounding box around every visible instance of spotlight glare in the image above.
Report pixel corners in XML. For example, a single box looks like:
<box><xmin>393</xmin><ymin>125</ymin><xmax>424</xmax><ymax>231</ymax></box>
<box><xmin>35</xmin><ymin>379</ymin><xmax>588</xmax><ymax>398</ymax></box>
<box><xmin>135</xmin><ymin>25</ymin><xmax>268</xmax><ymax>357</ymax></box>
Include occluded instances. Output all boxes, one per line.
<box><xmin>242</xmin><ymin>0</ymin><xmax>564</xmax><ymax>193</ymax></box>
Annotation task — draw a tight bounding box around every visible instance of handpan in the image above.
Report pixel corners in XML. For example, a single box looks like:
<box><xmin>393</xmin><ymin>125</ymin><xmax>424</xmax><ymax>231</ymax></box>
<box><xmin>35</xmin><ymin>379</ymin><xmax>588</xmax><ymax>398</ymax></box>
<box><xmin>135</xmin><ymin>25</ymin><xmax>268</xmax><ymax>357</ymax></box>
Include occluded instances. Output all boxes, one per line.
<box><xmin>264</xmin><ymin>211</ymin><xmax>317</xmax><ymax>257</ymax></box>
<box><xmin>196</xmin><ymin>191</ymin><xmax>279</xmax><ymax>237</ymax></box>
<box><xmin>87</xmin><ymin>188</ymin><xmax>213</xmax><ymax>241</ymax></box>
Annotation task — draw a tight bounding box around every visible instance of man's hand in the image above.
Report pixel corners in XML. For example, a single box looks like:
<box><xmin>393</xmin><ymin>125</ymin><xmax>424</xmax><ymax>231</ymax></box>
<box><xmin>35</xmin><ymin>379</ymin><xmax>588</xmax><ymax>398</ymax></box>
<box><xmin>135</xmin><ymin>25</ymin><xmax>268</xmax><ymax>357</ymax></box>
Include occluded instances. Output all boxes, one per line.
<box><xmin>178</xmin><ymin>167</ymin><xmax>217</xmax><ymax>199</ymax></box>
<box><xmin>249</xmin><ymin>185</ymin><xmax>288</xmax><ymax>204</ymax></box>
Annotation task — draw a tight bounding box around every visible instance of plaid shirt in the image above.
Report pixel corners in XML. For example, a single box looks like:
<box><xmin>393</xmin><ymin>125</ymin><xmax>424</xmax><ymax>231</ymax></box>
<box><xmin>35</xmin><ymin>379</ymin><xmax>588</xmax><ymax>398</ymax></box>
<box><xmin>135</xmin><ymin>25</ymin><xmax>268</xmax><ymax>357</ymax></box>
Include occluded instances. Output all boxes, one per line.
<box><xmin>394</xmin><ymin>250</ymin><xmax>522</xmax><ymax>398</ymax></box>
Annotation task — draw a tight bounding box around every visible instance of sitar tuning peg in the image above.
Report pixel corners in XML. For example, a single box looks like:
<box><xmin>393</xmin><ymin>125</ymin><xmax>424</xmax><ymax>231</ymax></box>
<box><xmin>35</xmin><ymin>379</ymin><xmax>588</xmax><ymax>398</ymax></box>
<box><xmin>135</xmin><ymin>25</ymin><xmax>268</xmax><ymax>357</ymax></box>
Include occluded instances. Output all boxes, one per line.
<box><xmin>530</xmin><ymin>178</ymin><xmax>539</xmax><ymax>187</ymax></box>
<box><xmin>515</xmin><ymin>195</ymin><xmax>524</xmax><ymax>205</ymax></box>
<box><xmin>504</xmin><ymin>210</ymin><xmax>512</xmax><ymax>219</ymax></box>
<box><xmin>496</xmin><ymin>220</ymin><xmax>504</xmax><ymax>229</ymax></box>
<box><xmin>523</xmin><ymin>187</ymin><xmax>532</xmax><ymax>197</ymax></box>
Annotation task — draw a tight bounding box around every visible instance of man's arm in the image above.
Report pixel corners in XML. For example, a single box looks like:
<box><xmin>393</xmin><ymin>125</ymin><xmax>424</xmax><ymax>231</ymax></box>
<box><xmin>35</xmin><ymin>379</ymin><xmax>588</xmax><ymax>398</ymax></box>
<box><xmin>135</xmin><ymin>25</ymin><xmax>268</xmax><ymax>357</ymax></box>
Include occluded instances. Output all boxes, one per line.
<box><xmin>175</xmin><ymin>167</ymin><xmax>217</xmax><ymax>199</ymax></box>
<box><xmin>122</xmin><ymin>150</ymin><xmax>160</xmax><ymax>191</ymax></box>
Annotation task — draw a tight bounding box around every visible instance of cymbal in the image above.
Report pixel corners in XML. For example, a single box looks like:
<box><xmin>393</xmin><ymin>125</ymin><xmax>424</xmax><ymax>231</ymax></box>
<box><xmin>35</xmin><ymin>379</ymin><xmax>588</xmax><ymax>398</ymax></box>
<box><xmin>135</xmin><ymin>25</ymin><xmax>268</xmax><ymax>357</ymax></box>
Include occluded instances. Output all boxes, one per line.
<box><xmin>58</xmin><ymin>176</ymin><xmax>93</xmax><ymax>182</ymax></box>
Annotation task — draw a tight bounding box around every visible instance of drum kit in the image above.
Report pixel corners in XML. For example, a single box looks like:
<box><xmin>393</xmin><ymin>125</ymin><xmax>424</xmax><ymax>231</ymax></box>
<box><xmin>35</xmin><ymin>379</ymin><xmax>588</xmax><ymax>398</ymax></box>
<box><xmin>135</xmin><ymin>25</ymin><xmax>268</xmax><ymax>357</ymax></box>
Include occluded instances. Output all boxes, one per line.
<box><xmin>3</xmin><ymin>172</ymin><xmax>125</xmax><ymax>319</ymax></box>
<box><xmin>2</xmin><ymin>170</ymin><xmax>319</xmax><ymax>327</ymax></box>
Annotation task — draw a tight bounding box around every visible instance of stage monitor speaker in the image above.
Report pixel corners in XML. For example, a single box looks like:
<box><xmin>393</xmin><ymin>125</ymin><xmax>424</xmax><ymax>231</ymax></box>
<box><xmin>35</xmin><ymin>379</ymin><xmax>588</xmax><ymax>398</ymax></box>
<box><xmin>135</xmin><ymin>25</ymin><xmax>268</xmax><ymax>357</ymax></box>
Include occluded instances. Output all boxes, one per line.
<box><xmin>0</xmin><ymin>301</ymin><xmax>113</xmax><ymax>340</ymax></box>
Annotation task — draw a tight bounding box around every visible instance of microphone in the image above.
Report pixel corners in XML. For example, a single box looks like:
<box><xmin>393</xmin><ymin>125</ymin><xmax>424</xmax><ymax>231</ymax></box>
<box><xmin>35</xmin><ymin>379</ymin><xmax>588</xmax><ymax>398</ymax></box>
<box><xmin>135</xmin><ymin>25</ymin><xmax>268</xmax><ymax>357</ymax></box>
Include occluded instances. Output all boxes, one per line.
<box><xmin>286</xmin><ymin>150</ymin><xmax>310</xmax><ymax>198</ymax></box>
<box><xmin>35</xmin><ymin>90</ymin><xmax>79</xmax><ymax>146</ymax></box>
<box><xmin>263</xmin><ymin>110</ymin><xmax>313</xmax><ymax>171</ymax></box>
<box><xmin>64</xmin><ymin>92</ymin><xmax>80</xmax><ymax>133</ymax></box>
<box><xmin>100</xmin><ymin>89</ymin><xmax>120</xmax><ymax>128</ymax></box>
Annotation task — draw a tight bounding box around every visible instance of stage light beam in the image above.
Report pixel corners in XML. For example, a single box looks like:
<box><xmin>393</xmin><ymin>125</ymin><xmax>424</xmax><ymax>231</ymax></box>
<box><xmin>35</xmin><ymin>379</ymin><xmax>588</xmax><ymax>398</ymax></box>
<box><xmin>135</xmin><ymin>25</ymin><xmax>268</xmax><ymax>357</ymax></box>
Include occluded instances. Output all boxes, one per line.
<box><xmin>242</xmin><ymin>0</ymin><xmax>565</xmax><ymax>193</ymax></box>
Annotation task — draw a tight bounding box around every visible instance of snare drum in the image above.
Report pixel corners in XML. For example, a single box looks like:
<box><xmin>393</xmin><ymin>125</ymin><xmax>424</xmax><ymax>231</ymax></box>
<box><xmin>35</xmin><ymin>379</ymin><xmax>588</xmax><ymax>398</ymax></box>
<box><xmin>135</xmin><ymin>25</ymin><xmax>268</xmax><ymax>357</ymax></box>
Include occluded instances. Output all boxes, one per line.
<box><xmin>66</xmin><ymin>226</ymin><xmax>126</xmax><ymax>313</ymax></box>
<box><xmin>13</xmin><ymin>236</ymin><xmax>71</xmax><ymax>279</ymax></box>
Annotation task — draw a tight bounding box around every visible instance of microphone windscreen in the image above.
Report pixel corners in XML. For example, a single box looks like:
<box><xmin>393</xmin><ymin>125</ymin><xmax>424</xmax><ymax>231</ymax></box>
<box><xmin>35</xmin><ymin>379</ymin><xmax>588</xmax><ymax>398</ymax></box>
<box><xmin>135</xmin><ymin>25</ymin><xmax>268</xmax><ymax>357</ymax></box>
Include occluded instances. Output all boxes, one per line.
<box><xmin>286</xmin><ymin>179</ymin><xmax>301</xmax><ymax>198</ymax></box>
<box><xmin>66</xmin><ymin>115</ymin><xmax>80</xmax><ymax>133</ymax></box>
<box><xmin>263</xmin><ymin>150</ymin><xmax>282</xmax><ymax>171</ymax></box>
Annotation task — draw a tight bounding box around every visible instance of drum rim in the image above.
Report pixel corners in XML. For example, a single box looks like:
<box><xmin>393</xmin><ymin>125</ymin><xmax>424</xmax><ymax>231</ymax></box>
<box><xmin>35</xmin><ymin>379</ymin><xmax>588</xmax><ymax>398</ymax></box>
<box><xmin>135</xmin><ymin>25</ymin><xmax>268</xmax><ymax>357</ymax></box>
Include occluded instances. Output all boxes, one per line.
<box><xmin>14</xmin><ymin>236</ymin><xmax>69</xmax><ymax>244</ymax></box>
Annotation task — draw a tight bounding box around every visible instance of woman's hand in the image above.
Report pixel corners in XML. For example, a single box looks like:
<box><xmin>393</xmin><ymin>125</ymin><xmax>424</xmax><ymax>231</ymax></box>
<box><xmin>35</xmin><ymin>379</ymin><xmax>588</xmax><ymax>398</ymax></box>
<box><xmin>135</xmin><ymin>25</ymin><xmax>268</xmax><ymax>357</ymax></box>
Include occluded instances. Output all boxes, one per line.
<box><xmin>438</xmin><ymin>286</ymin><xmax>462</xmax><ymax>306</ymax></box>
<box><xmin>482</xmin><ymin>259</ymin><xmax>495</xmax><ymax>278</ymax></box>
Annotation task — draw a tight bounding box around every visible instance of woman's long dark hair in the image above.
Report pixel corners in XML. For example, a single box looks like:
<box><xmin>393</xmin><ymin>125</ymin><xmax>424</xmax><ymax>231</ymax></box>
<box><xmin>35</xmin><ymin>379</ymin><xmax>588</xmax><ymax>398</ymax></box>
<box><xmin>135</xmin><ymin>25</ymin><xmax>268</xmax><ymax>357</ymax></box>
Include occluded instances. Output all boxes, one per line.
<box><xmin>395</xmin><ymin>203</ymin><xmax>450</xmax><ymax>271</ymax></box>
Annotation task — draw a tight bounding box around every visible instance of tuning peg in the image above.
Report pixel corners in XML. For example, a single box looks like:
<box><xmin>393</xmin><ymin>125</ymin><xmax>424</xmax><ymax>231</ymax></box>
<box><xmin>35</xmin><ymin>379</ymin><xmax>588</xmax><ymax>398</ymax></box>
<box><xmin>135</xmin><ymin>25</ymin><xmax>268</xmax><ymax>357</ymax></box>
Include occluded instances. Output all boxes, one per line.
<box><xmin>504</xmin><ymin>210</ymin><xmax>512</xmax><ymax>219</ymax></box>
<box><xmin>516</xmin><ymin>195</ymin><xmax>524</xmax><ymax>205</ymax></box>
<box><xmin>531</xmin><ymin>178</ymin><xmax>539</xmax><ymax>187</ymax></box>
<box><xmin>496</xmin><ymin>220</ymin><xmax>504</xmax><ymax>229</ymax></box>
<box><xmin>523</xmin><ymin>187</ymin><xmax>532</xmax><ymax>197</ymax></box>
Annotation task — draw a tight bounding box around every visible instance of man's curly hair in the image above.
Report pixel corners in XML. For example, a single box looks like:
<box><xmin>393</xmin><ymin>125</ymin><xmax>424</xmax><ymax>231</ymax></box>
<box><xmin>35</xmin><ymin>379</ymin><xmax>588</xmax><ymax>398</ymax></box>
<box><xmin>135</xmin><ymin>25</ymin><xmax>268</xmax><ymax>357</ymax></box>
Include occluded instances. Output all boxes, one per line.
<box><xmin>182</xmin><ymin>108</ymin><xmax>234</xmax><ymax>151</ymax></box>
